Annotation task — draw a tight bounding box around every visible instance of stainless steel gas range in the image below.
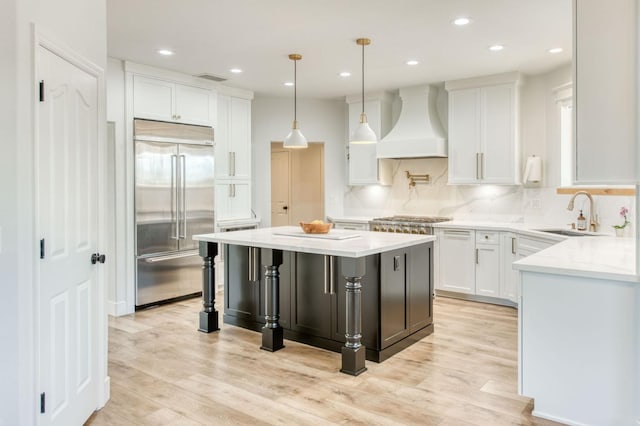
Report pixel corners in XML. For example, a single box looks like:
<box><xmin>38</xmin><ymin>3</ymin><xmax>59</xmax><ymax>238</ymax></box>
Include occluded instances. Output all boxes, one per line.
<box><xmin>369</xmin><ymin>215</ymin><xmax>452</xmax><ymax>234</ymax></box>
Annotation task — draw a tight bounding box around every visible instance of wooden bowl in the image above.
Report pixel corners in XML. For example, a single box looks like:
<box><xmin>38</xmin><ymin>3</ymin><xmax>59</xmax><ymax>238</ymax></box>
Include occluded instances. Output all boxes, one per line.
<box><xmin>299</xmin><ymin>222</ymin><xmax>333</xmax><ymax>234</ymax></box>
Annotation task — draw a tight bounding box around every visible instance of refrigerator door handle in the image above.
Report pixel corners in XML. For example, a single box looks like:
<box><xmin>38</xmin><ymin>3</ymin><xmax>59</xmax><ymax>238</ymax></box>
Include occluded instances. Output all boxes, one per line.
<box><xmin>170</xmin><ymin>154</ymin><xmax>179</xmax><ymax>240</ymax></box>
<box><xmin>143</xmin><ymin>250</ymin><xmax>199</xmax><ymax>263</ymax></box>
<box><xmin>179</xmin><ymin>155</ymin><xmax>187</xmax><ymax>239</ymax></box>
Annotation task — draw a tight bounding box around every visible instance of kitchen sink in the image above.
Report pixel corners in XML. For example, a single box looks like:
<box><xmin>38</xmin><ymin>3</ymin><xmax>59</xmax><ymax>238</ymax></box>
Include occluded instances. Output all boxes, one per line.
<box><xmin>533</xmin><ymin>229</ymin><xmax>598</xmax><ymax>237</ymax></box>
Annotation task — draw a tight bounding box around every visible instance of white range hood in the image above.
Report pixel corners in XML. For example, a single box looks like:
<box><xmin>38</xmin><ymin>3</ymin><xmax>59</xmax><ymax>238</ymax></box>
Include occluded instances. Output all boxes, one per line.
<box><xmin>377</xmin><ymin>85</ymin><xmax>447</xmax><ymax>159</ymax></box>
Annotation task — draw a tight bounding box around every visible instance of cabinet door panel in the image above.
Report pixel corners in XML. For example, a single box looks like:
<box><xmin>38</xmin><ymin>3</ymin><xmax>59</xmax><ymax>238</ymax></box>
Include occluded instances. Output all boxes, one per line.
<box><xmin>290</xmin><ymin>253</ymin><xmax>331</xmax><ymax>338</ymax></box>
<box><xmin>501</xmin><ymin>233</ymin><xmax>519</xmax><ymax>303</ymax></box>
<box><xmin>175</xmin><ymin>84</ymin><xmax>214</xmax><ymax>126</ymax></box>
<box><xmin>224</xmin><ymin>245</ymin><xmax>258</xmax><ymax>320</ymax></box>
<box><xmin>575</xmin><ymin>0</ymin><xmax>636</xmax><ymax>184</ymax></box>
<box><xmin>475</xmin><ymin>244</ymin><xmax>501</xmax><ymax>297</ymax></box>
<box><xmin>380</xmin><ymin>249</ymin><xmax>408</xmax><ymax>348</ymax></box>
<box><xmin>438</xmin><ymin>229</ymin><xmax>475</xmax><ymax>294</ymax></box>
<box><xmin>482</xmin><ymin>85</ymin><xmax>516</xmax><ymax>184</ymax></box>
<box><xmin>348</xmin><ymin>143</ymin><xmax>379</xmax><ymax>185</ymax></box>
<box><xmin>214</xmin><ymin>95</ymin><xmax>231</xmax><ymax>178</ymax></box>
<box><xmin>230</xmin><ymin>98</ymin><xmax>251</xmax><ymax>179</ymax></box>
<box><xmin>133</xmin><ymin>76</ymin><xmax>174</xmax><ymax>121</ymax></box>
<box><xmin>448</xmin><ymin>89</ymin><xmax>481</xmax><ymax>183</ymax></box>
<box><xmin>408</xmin><ymin>243</ymin><xmax>432</xmax><ymax>332</ymax></box>
<box><xmin>215</xmin><ymin>182</ymin><xmax>251</xmax><ymax>221</ymax></box>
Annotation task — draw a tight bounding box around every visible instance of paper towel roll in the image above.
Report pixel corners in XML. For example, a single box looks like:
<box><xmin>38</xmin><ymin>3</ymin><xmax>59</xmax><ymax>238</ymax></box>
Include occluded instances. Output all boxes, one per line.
<box><xmin>523</xmin><ymin>155</ymin><xmax>542</xmax><ymax>183</ymax></box>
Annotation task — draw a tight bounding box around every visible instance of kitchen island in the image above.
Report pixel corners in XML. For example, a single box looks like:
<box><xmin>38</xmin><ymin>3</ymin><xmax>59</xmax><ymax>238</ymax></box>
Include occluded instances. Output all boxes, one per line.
<box><xmin>193</xmin><ymin>226</ymin><xmax>436</xmax><ymax>375</ymax></box>
<box><xmin>514</xmin><ymin>236</ymin><xmax>639</xmax><ymax>425</ymax></box>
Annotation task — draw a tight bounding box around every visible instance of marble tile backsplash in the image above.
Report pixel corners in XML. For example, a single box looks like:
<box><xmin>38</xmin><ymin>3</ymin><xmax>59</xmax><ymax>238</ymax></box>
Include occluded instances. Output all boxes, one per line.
<box><xmin>344</xmin><ymin>158</ymin><xmax>635</xmax><ymax>235</ymax></box>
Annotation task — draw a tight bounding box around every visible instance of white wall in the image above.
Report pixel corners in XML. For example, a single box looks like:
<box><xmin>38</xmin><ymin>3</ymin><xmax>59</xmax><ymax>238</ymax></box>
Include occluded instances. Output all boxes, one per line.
<box><xmin>343</xmin><ymin>65</ymin><xmax>635</xmax><ymax>234</ymax></box>
<box><xmin>106</xmin><ymin>58</ymin><xmax>128</xmax><ymax>316</ymax></box>
<box><xmin>252</xmin><ymin>97</ymin><xmax>347</xmax><ymax>226</ymax></box>
<box><xmin>0</xmin><ymin>0</ymin><xmax>107</xmax><ymax>423</ymax></box>
<box><xmin>0</xmin><ymin>2</ymin><xmax>19</xmax><ymax>425</ymax></box>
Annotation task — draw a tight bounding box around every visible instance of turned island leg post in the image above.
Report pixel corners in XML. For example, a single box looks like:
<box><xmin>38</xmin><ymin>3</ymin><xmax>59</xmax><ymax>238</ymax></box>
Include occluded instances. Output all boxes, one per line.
<box><xmin>198</xmin><ymin>241</ymin><xmax>220</xmax><ymax>333</ymax></box>
<box><xmin>340</xmin><ymin>257</ymin><xmax>367</xmax><ymax>376</ymax></box>
<box><xmin>260</xmin><ymin>248</ymin><xmax>284</xmax><ymax>352</ymax></box>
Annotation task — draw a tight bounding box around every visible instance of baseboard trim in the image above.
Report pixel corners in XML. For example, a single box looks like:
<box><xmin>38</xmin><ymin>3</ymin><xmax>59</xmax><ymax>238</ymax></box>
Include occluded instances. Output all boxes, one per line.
<box><xmin>531</xmin><ymin>408</ymin><xmax>587</xmax><ymax>426</ymax></box>
<box><xmin>435</xmin><ymin>290</ymin><xmax>518</xmax><ymax>308</ymax></box>
<box><xmin>107</xmin><ymin>300</ymin><xmax>128</xmax><ymax>317</ymax></box>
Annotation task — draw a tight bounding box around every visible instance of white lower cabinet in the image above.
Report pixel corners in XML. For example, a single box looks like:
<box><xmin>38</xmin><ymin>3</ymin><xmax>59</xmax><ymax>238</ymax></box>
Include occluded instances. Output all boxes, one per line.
<box><xmin>436</xmin><ymin>228</ymin><xmax>476</xmax><ymax>294</ymax></box>
<box><xmin>215</xmin><ymin>181</ymin><xmax>251</xmax><ymax>221</ymax></box>
<box><xmin>475</xmin><ymin>231</ymin><xmax>501</xmax><ymax>297</ymax></box>
<box><xmin>501</xmin><ymin>232</ymin><xmax>519</xmax><ymax>303</ymax></box>
<box><xmin>437</xmin><ymin>227</ymin><xmax>558</xmax><ymax>306</ymax></box>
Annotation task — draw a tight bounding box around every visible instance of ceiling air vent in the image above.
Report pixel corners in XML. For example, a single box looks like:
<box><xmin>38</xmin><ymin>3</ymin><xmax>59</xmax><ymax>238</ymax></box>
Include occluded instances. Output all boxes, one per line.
<box><xmin>196</xmin><ymin>73</ymin><xmax>227</xmax><ymax>82</ymax></box>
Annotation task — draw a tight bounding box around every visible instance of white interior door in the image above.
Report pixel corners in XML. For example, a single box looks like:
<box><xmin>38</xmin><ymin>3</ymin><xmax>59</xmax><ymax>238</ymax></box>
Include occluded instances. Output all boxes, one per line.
<box><xmin>271</xmin><ymin>150</ymin><xmax>290</xmax><ymax>226</ymax></box>
<box><xmin>37</xmin><ymin>45</ymin><xmax>100</xmax><ymax>425</ymax></box>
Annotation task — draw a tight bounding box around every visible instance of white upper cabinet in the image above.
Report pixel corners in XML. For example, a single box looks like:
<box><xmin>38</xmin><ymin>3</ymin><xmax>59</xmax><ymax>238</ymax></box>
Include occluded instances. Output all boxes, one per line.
<box><xmin>574</xmin><ymin>0</ymin><xmax>636</xmax><ymax>184</ymax></box>
<box><xmin>446</xmin><ymin>73</ymin><xmax>521</xmax><ymax>185</ymax></box>
<box><xmin>215</xmin><ymin>94</ymin><xmax>252</xmax><ymax>180</ymax></box>
<box><xmin>346</xmin><ymin>94</ymin><xmax>394</xmax><ymax>185</ymax></box>
<box><xmin>132</xmin><ymin>75</ymin><xmax>216</xmax><ymax>126</ymax></box>
<box><xmin>214</xmin><ymin>181</ymin><xmax>252</xmax><ymax>221</ymax></box>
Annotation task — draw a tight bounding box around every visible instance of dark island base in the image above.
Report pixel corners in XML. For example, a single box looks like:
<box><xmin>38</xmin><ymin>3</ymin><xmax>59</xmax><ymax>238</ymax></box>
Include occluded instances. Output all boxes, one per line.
<box><xmin>223</xmin><ymin>315</ymin><xmax>434</xmax><ymax>363</ymax></box>
<box><xmin>222</xmin><ymin>243</ymin><xmax>434</xmax><ymax>365</ymax></box>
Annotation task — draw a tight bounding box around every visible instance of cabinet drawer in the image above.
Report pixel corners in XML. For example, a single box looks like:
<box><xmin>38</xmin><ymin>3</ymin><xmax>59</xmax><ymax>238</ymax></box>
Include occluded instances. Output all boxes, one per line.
<box><xmin>332</xmin><ymin>222</ymin><xmax>369</xmax><ymax>231</ymax></box>
<box><xmin>518</xmin><ymin>235</ymin><xmax>556</xmax><ymax>253</ymax></box>
<box><xmin>476</xmin><ymin>231</ymin><xmax>499</xmax><ymax>245</ymax></box>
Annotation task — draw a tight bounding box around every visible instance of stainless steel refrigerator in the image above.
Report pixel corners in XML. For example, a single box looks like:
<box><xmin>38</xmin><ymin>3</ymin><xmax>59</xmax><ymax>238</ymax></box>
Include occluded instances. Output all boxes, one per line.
<box><xmin>134</xmin><ymin>119</ymin><xmax>214</xmax><ymax>308</ymax></box>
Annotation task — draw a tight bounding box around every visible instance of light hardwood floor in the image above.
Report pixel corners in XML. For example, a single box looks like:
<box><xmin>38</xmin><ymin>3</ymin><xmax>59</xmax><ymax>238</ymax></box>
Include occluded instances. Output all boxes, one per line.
<box><xmin>87</xmin><ymin>295</ymin><xmax>560</xmax><ymax>425</ymax></box>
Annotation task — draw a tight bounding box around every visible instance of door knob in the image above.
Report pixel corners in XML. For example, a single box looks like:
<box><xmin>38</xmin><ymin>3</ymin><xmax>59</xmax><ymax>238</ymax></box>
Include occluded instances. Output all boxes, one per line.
<box><xmin>91</xmin><ymin>253</ymin><xmax>106</xmax><ymax>264</ymax></box>
<box><xmin>282</xmin><ymin>206</ymin><xmax>288</xmax><ymax>210</ymax></box>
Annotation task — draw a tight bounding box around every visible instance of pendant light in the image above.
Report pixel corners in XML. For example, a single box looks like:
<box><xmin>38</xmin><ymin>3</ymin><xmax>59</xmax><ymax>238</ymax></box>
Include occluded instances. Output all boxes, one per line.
<box><xmin>283</xmin><ymin>53</ymin><xmax>308</xmax><ymax>149</ymax></box>
<box><xmin>350</xmin><ymin>38</ymin><xmax>377</xmax><ymax>144</ymax></box>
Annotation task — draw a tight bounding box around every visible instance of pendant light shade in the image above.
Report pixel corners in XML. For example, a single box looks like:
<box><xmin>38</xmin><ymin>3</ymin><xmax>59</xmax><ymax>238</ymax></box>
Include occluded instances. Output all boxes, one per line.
<box><xmin>283</xmin><ymin>54</ymin><xmax>308</xmax><ymax>149</ymax></box>
<box><xmin>350</xmin><ymin>38</ymin><xmax>377</xmax><ymax>144</ymax></box>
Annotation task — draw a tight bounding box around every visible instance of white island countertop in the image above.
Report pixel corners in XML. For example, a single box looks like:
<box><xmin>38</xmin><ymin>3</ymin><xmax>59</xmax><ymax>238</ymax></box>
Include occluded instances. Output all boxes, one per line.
<box><xmin>513</xmin><ymin>236</ymin><xmax>637</xmax><ymax>283</ymax></box>
<box><xmin>194</xmin><ymin>226</ymin><xmax>435</xmax><ymax>258</ymax></box>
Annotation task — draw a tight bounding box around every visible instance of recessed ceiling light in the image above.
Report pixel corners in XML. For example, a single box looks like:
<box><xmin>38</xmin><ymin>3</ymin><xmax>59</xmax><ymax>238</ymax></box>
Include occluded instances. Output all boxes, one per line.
<box><xmin>157</xmin><ymin>49</ymin><xmax>174</xmax><ymax>56</ymax></box>
<box><xmin>339</xmin><ymin>71</ymin><xmax>351</xmax><ymax>77</ymax></box>
<box><xmin>406</xmin><ymin>60</ymin><xmax>419</xmax><ymax>66</ymax></box>
<box><xmin>284</xmin><ymin>82</ymin><xmax>294</xmax><ymax>87</ymax></box>
<box><xmin>489</xmin><ymin>44</ymin><xmax>505</xmax><ymax>51</ymax></box>
<box><xmin>453</xmin><ymin>17</ymin><xmax>471</xmax><ymax>26</ymax></box>
<box><xmin>230</xmin><ymin>68</ymin><xmax>243</xmax><ymax>73</ymax></box>
<box><xmin>548</xmin><ymin>47</ymin><xmax>563</xmax><ymax>54</ymax></box>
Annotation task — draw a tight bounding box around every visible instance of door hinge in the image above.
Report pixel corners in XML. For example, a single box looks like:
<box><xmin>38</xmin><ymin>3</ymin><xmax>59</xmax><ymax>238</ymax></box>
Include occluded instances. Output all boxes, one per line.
<box><xmin>40</xmin><ymin>392</ymin><xmax>45</xmax><ymax>413</ymax></box>
<box><xmin>40</xmin><ymin>238</ymin><xmax>45</xmax><ymax>259</ymax></box>
<box><xmin>39</xmin><ymin>80</ymin><xmax>45</xmax><ymax>102</ymax></box>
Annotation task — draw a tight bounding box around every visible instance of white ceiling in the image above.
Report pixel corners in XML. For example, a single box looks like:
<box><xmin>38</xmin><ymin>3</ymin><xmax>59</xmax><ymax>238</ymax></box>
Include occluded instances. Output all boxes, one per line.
<box><xmin>107</xmin><ymin>0</ymin><xmax>572</xmax><ymax>99</ymax></box>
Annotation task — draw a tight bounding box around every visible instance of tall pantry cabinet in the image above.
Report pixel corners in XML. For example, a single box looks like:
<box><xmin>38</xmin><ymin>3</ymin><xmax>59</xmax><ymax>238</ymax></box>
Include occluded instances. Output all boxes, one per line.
<box><xmin>214</xmin><ymin>88</ymin><xmax>254</xmax><ymax>222</ymax></box>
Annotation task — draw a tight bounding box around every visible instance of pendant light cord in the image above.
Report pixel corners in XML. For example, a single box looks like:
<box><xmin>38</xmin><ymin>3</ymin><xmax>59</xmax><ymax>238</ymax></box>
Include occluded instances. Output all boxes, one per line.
<box><xmin>294</xmin><ymin>58</ymin><xmax>297</xmax><ymax>122</ymax></box>
<box><xmin>361</xmin><ymin>41</ymin><xmax>365</xmax><ymax>115</ymax></box>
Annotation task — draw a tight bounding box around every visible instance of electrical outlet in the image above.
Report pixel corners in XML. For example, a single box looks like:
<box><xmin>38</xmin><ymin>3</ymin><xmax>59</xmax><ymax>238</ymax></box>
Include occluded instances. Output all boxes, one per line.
<box><xmin>531</xmin><ymin>199</ymin><xmax>541</xmax><ymax>209</ymax></box>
